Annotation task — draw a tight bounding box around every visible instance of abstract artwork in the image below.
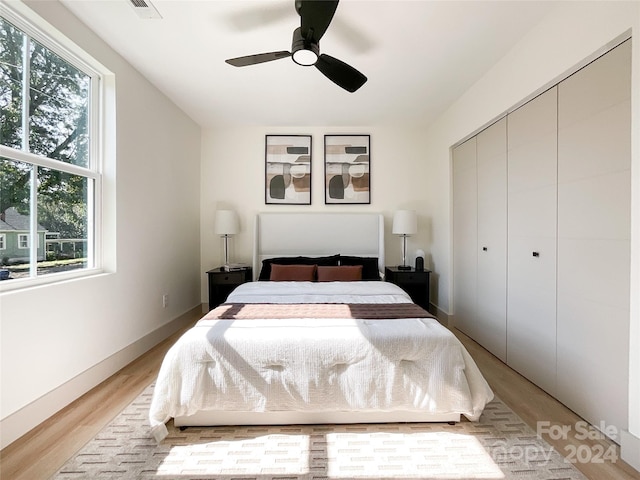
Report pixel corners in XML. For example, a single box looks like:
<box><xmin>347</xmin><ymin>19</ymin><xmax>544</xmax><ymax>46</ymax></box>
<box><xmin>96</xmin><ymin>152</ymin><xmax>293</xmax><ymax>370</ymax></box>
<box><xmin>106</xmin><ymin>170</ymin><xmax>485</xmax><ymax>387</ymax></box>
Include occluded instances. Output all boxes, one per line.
<box><xmin>265</xmin><ymin>135</ymin><xmax>312</xmax><ymax>205</ymax></box>
<box><xmin>324</xmin><ymin>135</ymin><xmax>370</xmax><ymax>204</ymax></box>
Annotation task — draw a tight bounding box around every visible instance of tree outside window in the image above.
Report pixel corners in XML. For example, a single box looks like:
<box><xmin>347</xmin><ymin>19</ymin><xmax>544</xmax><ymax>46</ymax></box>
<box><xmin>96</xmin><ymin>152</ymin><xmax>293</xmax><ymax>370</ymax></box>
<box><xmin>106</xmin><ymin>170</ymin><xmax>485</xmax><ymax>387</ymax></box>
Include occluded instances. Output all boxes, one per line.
<box><xmin>1</xmin><ymin>13</ymin><xmax>99</xmax><ymax>282</ymax></box>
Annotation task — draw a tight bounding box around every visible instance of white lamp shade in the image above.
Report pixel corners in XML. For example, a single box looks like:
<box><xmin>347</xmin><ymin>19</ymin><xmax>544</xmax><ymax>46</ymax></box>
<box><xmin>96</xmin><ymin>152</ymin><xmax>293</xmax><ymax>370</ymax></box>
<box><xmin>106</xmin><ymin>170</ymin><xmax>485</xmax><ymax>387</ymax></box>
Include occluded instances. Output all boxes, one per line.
<box><xmin>214</xmin><ymin>210</ymin><xmax>239</xmax><ymax>235</ymax></box>
<box><xmin>392</xmin><ymin>210</ymin><xmax>417</xmax><ymax>235</ymax></box>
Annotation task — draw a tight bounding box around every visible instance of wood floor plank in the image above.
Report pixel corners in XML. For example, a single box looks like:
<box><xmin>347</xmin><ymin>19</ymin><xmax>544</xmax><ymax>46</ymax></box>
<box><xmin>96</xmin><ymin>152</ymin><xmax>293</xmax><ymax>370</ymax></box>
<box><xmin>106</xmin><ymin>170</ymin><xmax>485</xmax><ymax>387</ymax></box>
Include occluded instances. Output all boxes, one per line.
<box><xmin>1</xmin><ymin>310</ymin><xmax>638</xmax><ymax>480</ymax></box>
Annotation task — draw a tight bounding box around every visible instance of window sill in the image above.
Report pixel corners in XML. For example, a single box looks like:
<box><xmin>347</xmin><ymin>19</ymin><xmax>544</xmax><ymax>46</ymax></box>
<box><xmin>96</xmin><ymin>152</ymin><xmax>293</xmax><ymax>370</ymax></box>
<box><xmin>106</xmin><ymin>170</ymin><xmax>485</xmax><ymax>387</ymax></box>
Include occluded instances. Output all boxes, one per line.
<box><xmin>0</xmin><ymin>267</ymin><xmax>109</xmax><ymax>294</ymax></box>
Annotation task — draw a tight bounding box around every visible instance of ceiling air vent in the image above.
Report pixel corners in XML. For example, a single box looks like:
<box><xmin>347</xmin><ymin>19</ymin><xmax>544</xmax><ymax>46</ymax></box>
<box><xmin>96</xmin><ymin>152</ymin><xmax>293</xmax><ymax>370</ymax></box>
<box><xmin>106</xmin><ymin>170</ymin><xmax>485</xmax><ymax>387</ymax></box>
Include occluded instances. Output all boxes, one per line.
<box><xmin>127</xmin><ymin>0</ymin><xmax>162</xmax><ymax>19</ymax></box>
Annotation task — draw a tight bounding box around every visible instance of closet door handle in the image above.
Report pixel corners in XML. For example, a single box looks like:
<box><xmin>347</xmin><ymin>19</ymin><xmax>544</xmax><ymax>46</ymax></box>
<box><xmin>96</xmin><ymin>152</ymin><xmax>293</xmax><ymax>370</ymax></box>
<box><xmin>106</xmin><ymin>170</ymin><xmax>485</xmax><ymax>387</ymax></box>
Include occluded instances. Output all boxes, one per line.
<box><xmin>482</xmin><ymin>247</ymin><xmax>488</xmax><ymax>252</ymax></box>
<box><xmin>532</xmin><ymin>251</ymin><xmax>540</xmax><ymax>257</ymax></box>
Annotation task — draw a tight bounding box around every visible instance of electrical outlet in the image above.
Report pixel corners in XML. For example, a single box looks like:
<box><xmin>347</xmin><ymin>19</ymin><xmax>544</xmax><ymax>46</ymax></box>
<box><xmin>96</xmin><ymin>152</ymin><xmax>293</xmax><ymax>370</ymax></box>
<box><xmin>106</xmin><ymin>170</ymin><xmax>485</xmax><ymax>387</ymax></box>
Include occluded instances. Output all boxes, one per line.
<box><xmin>162</xmin><ymin>294</ymin><xmax>169</xmax><ymax>308</ymax></box>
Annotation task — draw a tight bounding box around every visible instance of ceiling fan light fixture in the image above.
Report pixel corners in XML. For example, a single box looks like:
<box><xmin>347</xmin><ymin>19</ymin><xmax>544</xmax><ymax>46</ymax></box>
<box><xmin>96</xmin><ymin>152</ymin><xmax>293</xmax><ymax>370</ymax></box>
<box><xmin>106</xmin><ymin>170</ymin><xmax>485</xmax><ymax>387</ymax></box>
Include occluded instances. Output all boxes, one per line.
<box><xmin>292</xmin><ymin>48</ymin><xmax>318</xmax><ymax>66</ymax></box>
<box><xmin>291</xmin><ymin>27</ymin><xmax>319</xmax><ymax>66</ymax></box>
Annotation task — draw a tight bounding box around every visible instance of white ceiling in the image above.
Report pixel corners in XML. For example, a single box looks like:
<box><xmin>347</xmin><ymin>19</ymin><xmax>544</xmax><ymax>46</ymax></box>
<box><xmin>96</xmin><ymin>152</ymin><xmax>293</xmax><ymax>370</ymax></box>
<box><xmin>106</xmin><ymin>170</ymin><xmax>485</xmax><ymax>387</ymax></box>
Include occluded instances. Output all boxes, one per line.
<box><xmin>60</xmin><ymin>0</ymin><xmax>560</xmax><ymax>128</ymax></box>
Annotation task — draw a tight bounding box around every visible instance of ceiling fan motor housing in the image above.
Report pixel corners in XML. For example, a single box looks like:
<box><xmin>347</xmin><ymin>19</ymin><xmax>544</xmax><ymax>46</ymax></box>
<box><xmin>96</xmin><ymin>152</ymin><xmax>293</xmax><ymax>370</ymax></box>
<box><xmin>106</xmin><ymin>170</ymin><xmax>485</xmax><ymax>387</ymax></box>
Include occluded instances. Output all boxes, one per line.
<box><xmin>291</xmin><ymin>27</ymin><xmax>319</xmax><ymax>66</ymax></box>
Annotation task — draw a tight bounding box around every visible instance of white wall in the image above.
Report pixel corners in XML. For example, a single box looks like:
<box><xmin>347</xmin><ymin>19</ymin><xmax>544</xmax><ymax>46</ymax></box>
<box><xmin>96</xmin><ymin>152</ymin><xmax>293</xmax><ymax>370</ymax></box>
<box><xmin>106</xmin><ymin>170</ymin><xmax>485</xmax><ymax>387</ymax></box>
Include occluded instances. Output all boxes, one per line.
<box><xmin>0</xmin><ymin>0</ymin><xmax>202</xmax><ymax>448</ymax></box>
<box><xmin>200</xmin><ymin>125</ymin><xmax>436</xmax><ymax>305</ymax></box>
<box><xmin>421</xmin><ymin>1</ymin><xmax>640</xmax><ymax>469</ymax></box>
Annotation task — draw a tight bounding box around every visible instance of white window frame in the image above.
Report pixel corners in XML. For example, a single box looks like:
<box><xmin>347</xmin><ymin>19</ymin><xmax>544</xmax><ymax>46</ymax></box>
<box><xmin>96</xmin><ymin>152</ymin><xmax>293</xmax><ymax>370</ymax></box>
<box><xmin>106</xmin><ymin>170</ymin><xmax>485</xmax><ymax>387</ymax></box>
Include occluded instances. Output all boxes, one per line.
<box><xmin>0</xmin><ymin>2</ymin><xmax>111</xmax><ymax>291</ymax></box>
<box><xmin>17</xmin><ymin>234</ymin><xmax>28</xmax><ymax>249</ymax></box>
<box><xmin>0</xmin><ymin>233</ymin><xmax>5</xmax><ymax>250</ymax></box>
<box><xmin>16</xmin><ymin>233</ymin><xmax>40</xmax><ymax>249</ymax></box>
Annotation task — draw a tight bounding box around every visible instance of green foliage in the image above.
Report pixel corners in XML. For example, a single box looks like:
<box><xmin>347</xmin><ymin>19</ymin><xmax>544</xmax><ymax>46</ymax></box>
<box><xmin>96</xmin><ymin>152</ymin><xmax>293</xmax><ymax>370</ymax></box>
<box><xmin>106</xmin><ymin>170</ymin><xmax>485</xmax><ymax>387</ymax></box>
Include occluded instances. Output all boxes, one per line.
<box><xmin>0</xmin><ymin>159</ymin><xmax>30</xmax><ymax>216</ymax></box>
<box><xmin>1</xmin><ymin>16</ymin><xmax>90</xmax><ymax>238</ymax></box>
<box><xmin>1</xmin><ymin>16</ymin><xmax>24</xmax><ymax>149</ymax></box>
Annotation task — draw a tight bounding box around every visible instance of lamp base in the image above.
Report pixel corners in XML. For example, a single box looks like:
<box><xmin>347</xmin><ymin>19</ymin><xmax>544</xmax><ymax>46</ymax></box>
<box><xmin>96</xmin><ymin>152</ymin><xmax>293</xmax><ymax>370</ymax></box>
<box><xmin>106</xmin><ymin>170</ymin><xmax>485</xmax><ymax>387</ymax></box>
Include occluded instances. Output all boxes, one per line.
<box><xmin>397</xmin><ymin>265</ymin><xmax>412</xmax><ymax>271</ymax></box>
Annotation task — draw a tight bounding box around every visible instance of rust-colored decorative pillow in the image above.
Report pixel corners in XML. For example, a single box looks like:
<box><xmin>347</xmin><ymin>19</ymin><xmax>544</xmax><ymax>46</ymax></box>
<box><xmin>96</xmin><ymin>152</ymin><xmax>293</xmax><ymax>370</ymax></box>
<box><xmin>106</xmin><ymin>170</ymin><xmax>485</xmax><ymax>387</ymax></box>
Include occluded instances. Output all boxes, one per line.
<box><xmin>317</xmin><ymin>265</ymin><xmax>363</xmax><ymax>282</ymax></box>
<box><xmin>269</xmin><ymin>264</ymin><xmax>317</xmax><ymax>281</ymax></box>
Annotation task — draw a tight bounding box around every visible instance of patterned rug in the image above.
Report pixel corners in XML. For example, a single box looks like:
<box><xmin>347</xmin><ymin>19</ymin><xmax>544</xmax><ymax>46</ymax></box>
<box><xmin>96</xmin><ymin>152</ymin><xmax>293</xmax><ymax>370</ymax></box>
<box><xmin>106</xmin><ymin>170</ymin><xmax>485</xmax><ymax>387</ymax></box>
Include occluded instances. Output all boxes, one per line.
<box><xmin>51</xmin><ymin>384</ymin><xmax>586</xmax><ymax>479</ymax></box>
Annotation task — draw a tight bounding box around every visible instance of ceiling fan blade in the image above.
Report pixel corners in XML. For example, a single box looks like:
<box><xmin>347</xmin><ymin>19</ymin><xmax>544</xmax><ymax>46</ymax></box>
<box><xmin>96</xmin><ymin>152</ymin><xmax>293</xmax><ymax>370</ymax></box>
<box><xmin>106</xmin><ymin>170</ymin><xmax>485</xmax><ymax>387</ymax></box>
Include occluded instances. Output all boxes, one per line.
<box><xmin>315</xmin><ymin>54</ymin><xmax>367</xmax><ymax>92</ymax></box>
<box><xmin>297</xmin><ymin>0</ymin><xmax>339</xmax><ymax>42</ymax></box>
<box><xmin>225</xmin><ymin>51</ymin><xmax>291</xmax><ymax>67</ymax></box>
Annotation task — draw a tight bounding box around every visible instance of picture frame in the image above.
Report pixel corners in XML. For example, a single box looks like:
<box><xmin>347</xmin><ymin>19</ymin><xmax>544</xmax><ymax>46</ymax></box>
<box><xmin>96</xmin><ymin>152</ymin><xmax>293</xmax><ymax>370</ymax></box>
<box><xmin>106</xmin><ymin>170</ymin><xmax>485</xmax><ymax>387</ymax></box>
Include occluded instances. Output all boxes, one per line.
<box><xmin>265</xmin><ymin>135</ymin><xmax>312</xmax><ymax>205</ymax></box>
<box><xmin>324</xmin><ymin>134</ymin><xmax>370</xmax><ymax>204</ymax></box>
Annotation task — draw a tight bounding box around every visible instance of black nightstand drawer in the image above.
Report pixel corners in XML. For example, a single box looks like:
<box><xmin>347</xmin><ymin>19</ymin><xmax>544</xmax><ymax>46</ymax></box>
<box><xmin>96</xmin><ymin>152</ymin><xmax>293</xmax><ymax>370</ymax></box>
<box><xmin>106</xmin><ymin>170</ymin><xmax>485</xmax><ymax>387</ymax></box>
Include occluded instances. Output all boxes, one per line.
<box><xmin>207</xmin><ymin>267</ymin><xmax>252</xmax><ymax>310</ymax></box>
<box><xmin>215</xmin><ymin>272</ymin><xmax>245</xmax><ymax>284</ymax></box>
<box><xmin>397</xmin><ymin>272</ymin><xmax>427</xmax><ymax>284</ymax></box>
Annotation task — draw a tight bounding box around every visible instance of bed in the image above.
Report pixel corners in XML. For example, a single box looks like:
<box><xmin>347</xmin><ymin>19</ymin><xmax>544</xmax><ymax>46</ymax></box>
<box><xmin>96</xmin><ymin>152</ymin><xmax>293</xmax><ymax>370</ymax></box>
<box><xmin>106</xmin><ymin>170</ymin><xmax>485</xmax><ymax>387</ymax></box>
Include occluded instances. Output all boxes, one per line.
<box><xmin>149</xmin><ymin>213</ymin><xmax>493</xmax><ymax>442</ymax></box>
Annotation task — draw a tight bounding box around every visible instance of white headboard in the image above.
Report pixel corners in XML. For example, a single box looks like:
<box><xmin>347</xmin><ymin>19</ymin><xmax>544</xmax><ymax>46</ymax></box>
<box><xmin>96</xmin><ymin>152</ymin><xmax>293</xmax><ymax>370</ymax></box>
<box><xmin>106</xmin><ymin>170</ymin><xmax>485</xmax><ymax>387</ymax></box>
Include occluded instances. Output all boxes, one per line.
<box><xmin>253</xmin><ymin>212</ymin><xmax>385</xmax><ymax>279</ymax></box>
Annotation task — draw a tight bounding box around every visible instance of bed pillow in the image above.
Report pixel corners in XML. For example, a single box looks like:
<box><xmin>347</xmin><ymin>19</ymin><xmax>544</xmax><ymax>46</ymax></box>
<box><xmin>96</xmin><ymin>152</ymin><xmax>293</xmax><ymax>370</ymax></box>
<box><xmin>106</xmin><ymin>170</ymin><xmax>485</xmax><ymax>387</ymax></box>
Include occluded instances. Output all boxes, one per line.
<box><xmin>259</xmin><ymin>255</ymin><xmax>340</xmax><ymax>280</ymax></box>
<box><xmin>317</xmin><ymin>265</ymin><xmax>363</xmax><ymax>282</ymax></box>
<box><xmin>269</xmin><ymin>264</ymin><xmax>317</xmax><ymax>281</ymax></box>
<box><xmin>338</xmin><ymin>256</ymin><xmax>381</xmax><ymax>280</ymax></box>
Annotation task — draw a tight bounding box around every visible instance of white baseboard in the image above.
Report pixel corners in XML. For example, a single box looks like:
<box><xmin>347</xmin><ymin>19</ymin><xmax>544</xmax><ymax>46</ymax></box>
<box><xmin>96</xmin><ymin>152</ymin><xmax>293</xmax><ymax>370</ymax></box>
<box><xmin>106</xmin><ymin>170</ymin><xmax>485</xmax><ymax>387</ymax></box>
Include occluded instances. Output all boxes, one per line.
<box><xmin>0</xmin><ymin>305</ymin><xmax>200</xmax><ymax>450</ymax></box>
<box><xmin>431</xmin><ymin>303</ymin><xmax>452</xmax><ymax>327</ymax></box>
<box><xmin>621</xmin><ymin>429</ymin><xmax>640</xmax><ymax>473</ymax></box>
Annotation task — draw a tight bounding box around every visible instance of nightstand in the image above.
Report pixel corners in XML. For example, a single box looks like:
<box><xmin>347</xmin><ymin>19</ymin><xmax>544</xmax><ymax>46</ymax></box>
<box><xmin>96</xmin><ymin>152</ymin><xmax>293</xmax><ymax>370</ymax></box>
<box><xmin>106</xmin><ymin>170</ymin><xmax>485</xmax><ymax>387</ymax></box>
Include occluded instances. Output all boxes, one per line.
<box><xmin>385</xmin><ymin>266</ymin><xmax>431</xmax><ymax>311</ymax></box>
<box><xmin>206</xmin><ymin>267</ymin><xmax>252</xmax><ymax>310</ymax></box>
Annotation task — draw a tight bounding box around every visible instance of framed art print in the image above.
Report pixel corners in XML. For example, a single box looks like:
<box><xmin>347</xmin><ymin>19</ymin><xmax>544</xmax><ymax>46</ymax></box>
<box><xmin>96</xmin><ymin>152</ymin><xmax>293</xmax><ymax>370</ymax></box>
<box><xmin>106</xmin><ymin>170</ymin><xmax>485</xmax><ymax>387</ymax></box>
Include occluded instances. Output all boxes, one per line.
<box><xmin>324</xmin><ymin>134</ymin><xmax>370</xmax><ymax>204</ymax></box>
<box><xmin>265</xmin><ymin>135</ymin><xmax>312</xmax><ymax>205</ymax></box>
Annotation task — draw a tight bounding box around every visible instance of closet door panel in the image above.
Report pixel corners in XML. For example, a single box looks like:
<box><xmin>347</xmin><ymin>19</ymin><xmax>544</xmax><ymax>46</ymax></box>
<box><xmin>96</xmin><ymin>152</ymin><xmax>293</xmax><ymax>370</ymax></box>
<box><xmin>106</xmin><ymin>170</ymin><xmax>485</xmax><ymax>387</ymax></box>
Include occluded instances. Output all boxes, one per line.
<box><xmin>556</xmin><ymin>39</ymin><xmax>631</xmax><ymax>434</ymax></box>
<box><xmin>559</xmin><ymin>171</ymin><xmax>631</xmax><ymax>241</ymax></box>
<box><xmin>476</xmin><ymin>118</ymin><xmax>507</xmax><ymax>361</ymax></box>
<box><xmin>453</xmin><ymin>192</ymin><xmax>477</xmax><ymax>333</ymax></box>
<box><xmin>558</xmin><ymin>101</ymin><xmax>630</xmax><ymax>181</ymax></box>
<box><xmin>452</xmin><ymin>138</ymin><xmax>477</xmax><ymax>337</ymax></box>
<box><xmin>556</xmin><ymin>294</ymin><xmax>629</xmax><ymax>434</ymax></box>
<box><xmin>507</xmin><ymin>139</ymin><xmax>557</xmax><ymax>194</ymax></box>
<box><xmin>507</xmin><ymin>236</ymin><xmax>558</xmax><ymax>393</ymax></box>
<box><xmin>508</xmin><ymin>185</ymin><xmax>557</xmax><ymax>239</ymax></box>
<box><xmin>558</xmin><ymin>237</ymin><xmax>630</xmax><ymax>311</ymax></box>
<box><xmin>507</xmin><ymin>87</ymin><xmax>558</xmax><ymax>396</ymax></box>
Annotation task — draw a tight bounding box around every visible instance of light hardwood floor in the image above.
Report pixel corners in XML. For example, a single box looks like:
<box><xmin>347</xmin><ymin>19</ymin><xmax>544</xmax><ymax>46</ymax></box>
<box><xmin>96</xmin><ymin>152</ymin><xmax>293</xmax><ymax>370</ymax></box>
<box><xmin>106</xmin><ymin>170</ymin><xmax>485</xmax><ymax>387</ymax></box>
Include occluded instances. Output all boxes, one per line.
<box><xmin>1</xmin><ymin>308</ymin><xmax>638</xmax><ymax>480</ymax></box>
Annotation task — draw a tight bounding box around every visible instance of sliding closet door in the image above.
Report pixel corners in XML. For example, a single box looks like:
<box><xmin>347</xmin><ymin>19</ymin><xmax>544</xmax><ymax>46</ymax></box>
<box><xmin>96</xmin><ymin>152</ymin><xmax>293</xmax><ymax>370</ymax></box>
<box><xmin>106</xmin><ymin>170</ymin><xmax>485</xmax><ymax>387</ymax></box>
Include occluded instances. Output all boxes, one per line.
<box><xmin>507</xmin><ymin>87</ymin><xmax>558</xmax><ymax>395</ymax></box>
<box><xmin>452</xmin><ymin>138</ymin><xmax>477</xmax><ymax>337</ymax></box>
<box><xmin>476</xmin><ymin>118</ymin><xmax>507</xmax><ymax>361</ymax></box>
<box><xmin>556</xmin><ymin>40</ymin><xmax>631</xmax><ymax>433</ymax></box>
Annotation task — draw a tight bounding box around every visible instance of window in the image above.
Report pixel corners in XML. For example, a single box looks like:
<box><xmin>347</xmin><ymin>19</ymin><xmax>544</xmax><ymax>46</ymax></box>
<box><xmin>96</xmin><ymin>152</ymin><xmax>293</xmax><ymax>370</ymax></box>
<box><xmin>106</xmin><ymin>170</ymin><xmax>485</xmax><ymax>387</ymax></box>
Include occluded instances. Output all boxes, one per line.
<box><xmin>0</xmin><ymin>5</ymin><xmax>103</xmax><ymax>285</ymax></box>
<box><xmin>0</xmin><ymin>233</ymin><xmax>5</xmax><ymax>249</ymax></box>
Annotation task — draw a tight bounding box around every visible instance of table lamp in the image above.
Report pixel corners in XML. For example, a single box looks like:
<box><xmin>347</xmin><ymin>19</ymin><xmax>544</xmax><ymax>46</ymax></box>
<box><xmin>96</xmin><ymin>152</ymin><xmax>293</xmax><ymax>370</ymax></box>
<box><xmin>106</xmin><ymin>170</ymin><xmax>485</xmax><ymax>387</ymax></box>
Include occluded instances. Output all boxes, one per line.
<box><xmin>392</xmin><ymin>210</ymin><xmax>417</xmax><ymax>270</ymax></box>
<box><xmin>214</xmin><ymin>209</ymin><xmax>239</xmax><ymax>266</ymax></box>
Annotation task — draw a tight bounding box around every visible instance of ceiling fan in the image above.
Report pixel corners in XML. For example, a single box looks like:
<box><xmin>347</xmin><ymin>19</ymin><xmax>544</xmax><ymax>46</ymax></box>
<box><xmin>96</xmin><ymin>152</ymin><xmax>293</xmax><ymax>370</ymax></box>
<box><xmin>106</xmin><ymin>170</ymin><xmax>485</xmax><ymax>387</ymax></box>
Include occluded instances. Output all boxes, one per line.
<box><xmin>225</xmin><ymin>0</ymin><xmax>367</xmax><ymax>93</ymax></box>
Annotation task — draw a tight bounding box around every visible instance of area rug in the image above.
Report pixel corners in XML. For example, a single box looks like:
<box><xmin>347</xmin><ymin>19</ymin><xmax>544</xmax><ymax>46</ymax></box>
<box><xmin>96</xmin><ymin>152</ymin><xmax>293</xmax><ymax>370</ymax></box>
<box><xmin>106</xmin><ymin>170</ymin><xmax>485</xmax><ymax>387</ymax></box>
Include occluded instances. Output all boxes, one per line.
<box><xmin>51</xmin><ymin>384</ymin><xmax>586</xmax><ymax>479</ymax></box>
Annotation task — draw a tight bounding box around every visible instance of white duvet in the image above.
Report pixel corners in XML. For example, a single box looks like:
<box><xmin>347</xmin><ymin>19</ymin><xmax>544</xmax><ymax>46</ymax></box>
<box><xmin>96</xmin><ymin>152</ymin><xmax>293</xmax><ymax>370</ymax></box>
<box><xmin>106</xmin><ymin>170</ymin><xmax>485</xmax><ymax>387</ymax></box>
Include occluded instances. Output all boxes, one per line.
<box><xmin>149</xmin><ymin>281</ymin><xmax>493</xmax><ymax>441</ymax></box>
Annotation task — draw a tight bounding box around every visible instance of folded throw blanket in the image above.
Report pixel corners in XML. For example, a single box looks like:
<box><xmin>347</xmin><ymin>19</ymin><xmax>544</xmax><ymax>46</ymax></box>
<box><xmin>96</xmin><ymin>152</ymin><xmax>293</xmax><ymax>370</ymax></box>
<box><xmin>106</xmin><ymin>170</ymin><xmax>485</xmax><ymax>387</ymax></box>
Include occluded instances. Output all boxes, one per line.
<box><xmin>204</xmin><ymin>302</ymin><xmax>434</xmax><ymax>320</ymax></box>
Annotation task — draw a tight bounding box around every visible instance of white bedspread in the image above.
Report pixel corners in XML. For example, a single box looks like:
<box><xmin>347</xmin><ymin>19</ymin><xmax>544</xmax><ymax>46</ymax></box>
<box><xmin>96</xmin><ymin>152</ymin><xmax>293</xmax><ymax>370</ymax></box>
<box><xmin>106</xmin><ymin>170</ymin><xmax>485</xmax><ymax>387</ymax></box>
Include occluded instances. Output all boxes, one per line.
<box><xmin>149</xmin><ymin>281</ymin><xmax>493</xmax><ymax>441</ymax></box>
